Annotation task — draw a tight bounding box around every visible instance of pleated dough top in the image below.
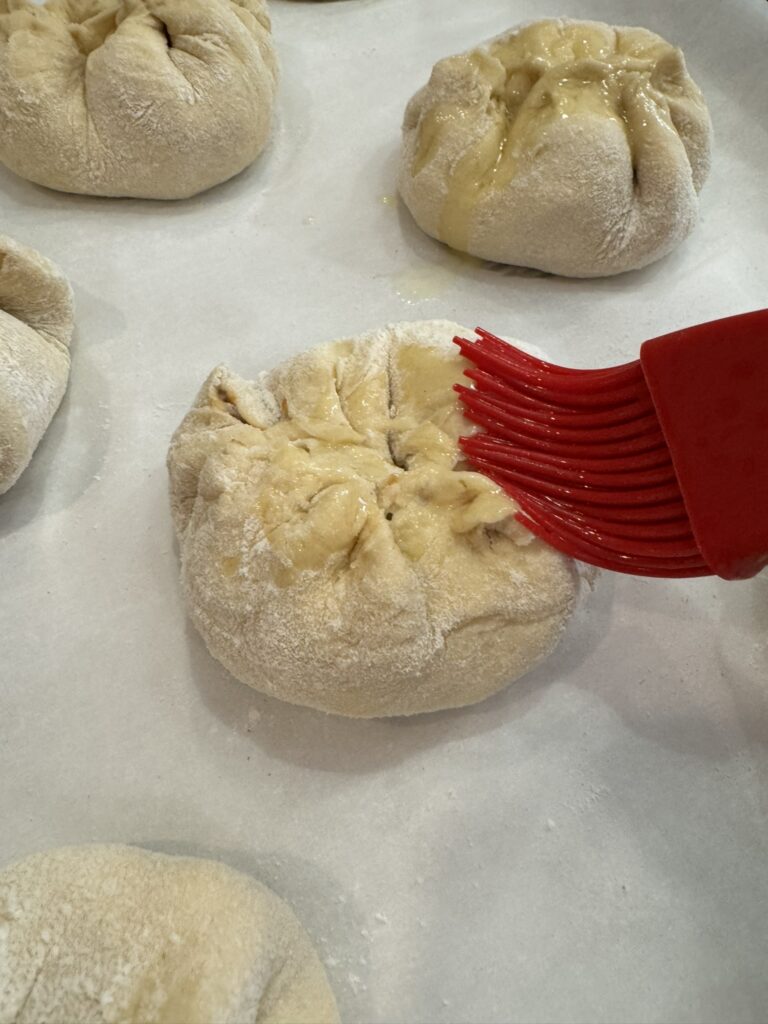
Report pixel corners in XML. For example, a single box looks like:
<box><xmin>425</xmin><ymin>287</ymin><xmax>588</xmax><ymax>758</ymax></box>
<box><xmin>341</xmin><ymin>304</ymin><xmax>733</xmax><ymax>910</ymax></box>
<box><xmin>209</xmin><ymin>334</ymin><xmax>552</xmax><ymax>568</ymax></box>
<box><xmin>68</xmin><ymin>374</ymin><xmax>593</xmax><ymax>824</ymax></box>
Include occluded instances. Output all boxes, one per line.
<box><xmin>0</xmin><ymin>0</ymin><xmax>278</xmax><ymax>199</ymax></box>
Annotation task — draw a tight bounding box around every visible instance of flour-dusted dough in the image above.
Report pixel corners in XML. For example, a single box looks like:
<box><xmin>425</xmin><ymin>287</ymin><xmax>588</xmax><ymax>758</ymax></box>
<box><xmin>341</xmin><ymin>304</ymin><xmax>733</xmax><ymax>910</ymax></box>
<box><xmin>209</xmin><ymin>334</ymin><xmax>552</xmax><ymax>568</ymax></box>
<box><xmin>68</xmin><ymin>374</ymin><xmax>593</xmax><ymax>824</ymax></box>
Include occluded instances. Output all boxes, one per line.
<box><xmin>0</xmin><ymin>0</ymin><xmax>278</xmax><ymax>200</ymax></box>
<box><xmin>168</xmin><ymin>320</ymin><xmax>579</xmax><ymax>718</ymax></box>
<box><xmin>399</xmin><ymin>19</ymin><xmax>712</xmax><ymax>278</ymax></box>
<box><xmin>0</xmin><ymin>234</ymin><xmax>74</xmax><ymax>496</ymax></box>
<box><xmin>0</xmin><ymin>845</ymin><xmax>339</xmax><ymax>1024</ymax></box>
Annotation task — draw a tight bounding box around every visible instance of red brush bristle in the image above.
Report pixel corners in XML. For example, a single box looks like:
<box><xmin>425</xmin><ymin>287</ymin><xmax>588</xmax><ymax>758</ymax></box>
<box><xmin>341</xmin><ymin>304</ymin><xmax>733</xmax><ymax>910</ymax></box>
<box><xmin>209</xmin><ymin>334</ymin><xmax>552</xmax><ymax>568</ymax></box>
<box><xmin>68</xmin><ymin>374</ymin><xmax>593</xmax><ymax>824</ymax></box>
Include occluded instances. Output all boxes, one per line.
<box><xmin>455</xmin><ymin>330</ymin><xmax>710</xmax><ymax>578</ymax></box>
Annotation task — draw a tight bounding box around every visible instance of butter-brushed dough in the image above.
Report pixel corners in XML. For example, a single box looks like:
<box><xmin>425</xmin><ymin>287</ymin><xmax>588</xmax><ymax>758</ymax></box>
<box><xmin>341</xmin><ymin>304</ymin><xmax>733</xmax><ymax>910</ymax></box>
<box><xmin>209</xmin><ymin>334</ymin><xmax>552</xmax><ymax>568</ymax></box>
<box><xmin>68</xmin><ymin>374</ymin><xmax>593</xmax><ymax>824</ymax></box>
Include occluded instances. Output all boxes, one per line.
<box><xmin>0</xmin><ymin>0</ymin><xmax>278</xmax><ymax>200</ymax></box>
<box><xmin>0</xmin><ymin>845</ymin><xmax>339</xmax><ymax>1024</ymax></box>
<box><xmin>168</xmin><ymin>320</ymin><xmax>579</xmax><ymax>718</ymax></box>
<box><xmin>399</xmin><ymin>18</ymin><xmax>712</xmax><ymax>277</ymax></box>
<box><xmin>0</xmin><ymin>234</ymin><xmax>73</xmax><ymax>496</ymax></box>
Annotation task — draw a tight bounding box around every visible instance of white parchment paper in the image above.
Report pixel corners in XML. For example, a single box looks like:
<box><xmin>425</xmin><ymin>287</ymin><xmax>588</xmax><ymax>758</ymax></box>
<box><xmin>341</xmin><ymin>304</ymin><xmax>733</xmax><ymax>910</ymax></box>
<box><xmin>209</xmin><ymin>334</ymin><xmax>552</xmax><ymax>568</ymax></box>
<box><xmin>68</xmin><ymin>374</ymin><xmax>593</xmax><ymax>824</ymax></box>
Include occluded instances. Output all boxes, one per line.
<box><xmin>1</xmin><ymin>1</ymin><xmax>767</xmax><ymax>1021</ymax></box>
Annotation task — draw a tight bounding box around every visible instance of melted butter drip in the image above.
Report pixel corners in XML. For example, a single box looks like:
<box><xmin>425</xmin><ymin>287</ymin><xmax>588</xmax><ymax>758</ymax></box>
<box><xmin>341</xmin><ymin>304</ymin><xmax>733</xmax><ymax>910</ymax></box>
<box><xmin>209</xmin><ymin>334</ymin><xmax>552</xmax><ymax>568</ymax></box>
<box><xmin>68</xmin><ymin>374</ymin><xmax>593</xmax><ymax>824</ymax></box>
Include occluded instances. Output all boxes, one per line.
<box><xmin>412</xmin><ymin>19</ymin><xmax>678</xmax><ymax>252</ymax></box>
<box><xmin>391</xmin><ymin>264</ymin><xmax>454</xmax><ymax>302</ymax></box>
<box><xmin>221</xmin><ymin>556</ymin><xmax>241</xmax><ymax>577</ymax></box>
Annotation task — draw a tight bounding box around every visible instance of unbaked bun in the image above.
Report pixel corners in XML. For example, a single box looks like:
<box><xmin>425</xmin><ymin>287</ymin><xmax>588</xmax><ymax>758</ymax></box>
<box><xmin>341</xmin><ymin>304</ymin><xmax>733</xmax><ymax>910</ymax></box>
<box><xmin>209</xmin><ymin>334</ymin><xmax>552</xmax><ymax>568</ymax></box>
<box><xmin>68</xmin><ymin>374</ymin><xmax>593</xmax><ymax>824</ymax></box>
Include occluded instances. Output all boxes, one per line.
<box><xmin>168</xmin><ymin>320</ymin><xmax>579</xmax><ymax>718</ymax></box>
<box><xmin>0</xmin><ymin>0</ymin><xmax>278</xmax><ymax>200</ymax></box>
<box><xmin>0</xmin><ymin>845</ymin><xmax>339</xmax><ymax>1024</ymax></box>
<box><xmin>399</xmin><ymin>18</ymin><xmax>712</xmax><ymax>277</ymax></box>
<box><xmin>0</xmin><ymin>234</ymin><xmax>74</xmax><ymax>496</ymax></box>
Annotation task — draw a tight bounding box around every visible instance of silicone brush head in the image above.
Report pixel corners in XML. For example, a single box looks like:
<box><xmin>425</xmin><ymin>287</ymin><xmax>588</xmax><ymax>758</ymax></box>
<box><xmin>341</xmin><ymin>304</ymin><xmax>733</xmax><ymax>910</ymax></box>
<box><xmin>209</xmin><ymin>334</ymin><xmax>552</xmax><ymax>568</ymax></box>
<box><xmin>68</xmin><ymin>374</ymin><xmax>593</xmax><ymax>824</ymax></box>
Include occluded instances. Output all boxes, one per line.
<box><xmin>455</xmin><ymin>311</ymin><xmax>768</xmax><ymax>580</ymax></box>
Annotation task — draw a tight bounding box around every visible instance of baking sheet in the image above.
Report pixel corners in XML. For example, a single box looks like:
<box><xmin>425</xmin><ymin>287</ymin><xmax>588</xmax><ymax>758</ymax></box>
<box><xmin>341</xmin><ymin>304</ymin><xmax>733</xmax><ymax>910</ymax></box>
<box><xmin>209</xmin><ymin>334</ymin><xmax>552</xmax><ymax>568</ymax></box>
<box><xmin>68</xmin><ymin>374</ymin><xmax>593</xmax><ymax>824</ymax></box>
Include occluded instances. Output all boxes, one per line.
<box><xmin>2</xmin><ymin>1</ymin><xmax>768</xmax><ymax>1021</ymax></box>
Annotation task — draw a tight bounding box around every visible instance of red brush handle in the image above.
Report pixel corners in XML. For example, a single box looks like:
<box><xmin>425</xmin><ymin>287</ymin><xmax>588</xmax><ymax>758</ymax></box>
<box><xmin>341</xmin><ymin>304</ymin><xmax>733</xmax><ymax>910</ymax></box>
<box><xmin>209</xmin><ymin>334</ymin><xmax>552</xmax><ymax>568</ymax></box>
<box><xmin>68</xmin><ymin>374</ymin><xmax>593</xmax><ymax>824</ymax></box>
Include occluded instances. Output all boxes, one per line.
<box><xmin>640</xmin><ymin>309</ymin><xmax>768</xmax><ymax>580</ymax></box>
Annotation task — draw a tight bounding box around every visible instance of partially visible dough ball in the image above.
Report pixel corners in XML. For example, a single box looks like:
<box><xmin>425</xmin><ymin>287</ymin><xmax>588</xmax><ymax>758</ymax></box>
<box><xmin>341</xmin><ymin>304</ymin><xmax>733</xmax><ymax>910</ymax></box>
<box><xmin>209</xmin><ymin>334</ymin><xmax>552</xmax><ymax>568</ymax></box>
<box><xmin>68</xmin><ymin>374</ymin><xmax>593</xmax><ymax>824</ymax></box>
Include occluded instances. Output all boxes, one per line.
<box><xmin>0</xmin><ymin>0</ymin><xmax>278</xmax><ymax>200</ymax></box>
<box><xmin>168</xmin><ymin>320</ymin><xmax>579</xmax><ymax>718</ymax></box>
<box><xmin>0</xmin><ymin>845</ymin><xmax>339</xmax><ymax>1024</ymax></box>
<box><xmin>399</xmin><ymin>18</ymin><xmax>712</xmax><ymax>277</ymax></box>
<box><xmin>0</xmin><ymin>234</ymin><xmax>73</xmax><ymax>496</ymax></box>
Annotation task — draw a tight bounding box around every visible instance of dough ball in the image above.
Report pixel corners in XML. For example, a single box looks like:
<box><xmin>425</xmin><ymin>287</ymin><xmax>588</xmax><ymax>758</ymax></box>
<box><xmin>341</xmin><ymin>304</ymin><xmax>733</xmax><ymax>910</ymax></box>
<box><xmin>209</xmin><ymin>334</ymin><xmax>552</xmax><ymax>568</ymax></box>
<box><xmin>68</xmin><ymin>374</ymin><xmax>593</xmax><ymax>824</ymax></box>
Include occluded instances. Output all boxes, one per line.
<box><xmin>399</xmin><ymin>18</ymin><xmax>712</xmax><ymax>277</ymax></box>
<box><xmin>0</xmin><ymin>845</ymin><xmax>339</xmax><ymax>1024</ymax></box>
<box><xmin>0</xmin><ymin>234</ymin><xmax>74</xmax><ymax>496</ymax></box>
<box><xmin>0</xmin><ymin>0</ymin><xmax>278</xmax><ymax>200</ymax></box>
<box><xmin>168</xmin><ymin>320</ymin><xmax>579</xmax><ymax>718</ymax></box>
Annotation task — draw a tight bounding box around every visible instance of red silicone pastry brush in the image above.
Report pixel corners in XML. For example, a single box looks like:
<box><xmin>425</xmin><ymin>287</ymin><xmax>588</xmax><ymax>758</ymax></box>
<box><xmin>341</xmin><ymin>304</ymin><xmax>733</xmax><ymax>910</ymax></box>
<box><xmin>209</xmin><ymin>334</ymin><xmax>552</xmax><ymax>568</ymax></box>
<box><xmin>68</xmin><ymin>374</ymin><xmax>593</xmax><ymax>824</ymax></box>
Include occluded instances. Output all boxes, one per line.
<box><xmin>454</xmin><ymin>310</ymin><xmax>768</xmax><ymax>580</ymax></box>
